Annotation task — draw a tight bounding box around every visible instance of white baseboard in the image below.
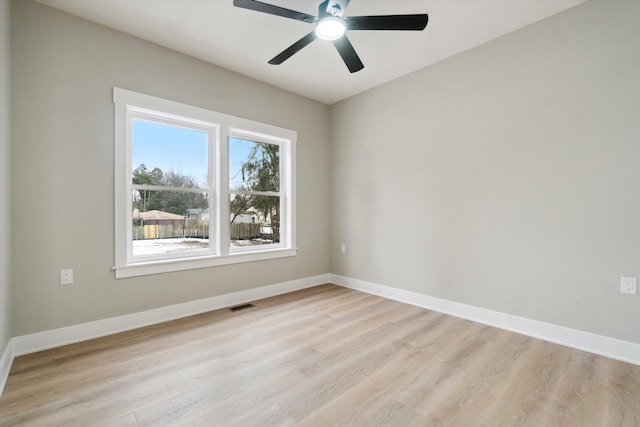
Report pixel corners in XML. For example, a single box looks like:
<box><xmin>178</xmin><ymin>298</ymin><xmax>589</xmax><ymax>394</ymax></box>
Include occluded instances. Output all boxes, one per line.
<box><xmin>0</xmin><ymin>339</ymin><xmax>14</xmax><ymax>396</ymax></box>
<box><xmin>330</xmin><ymin>274</ymin><xmax>640</xmax><ymax>366</ymax></box>
<box><xmin>5</xmin><ymin>271</ymin><xmax>638</xmax><ymax>397</ymax></box>
<box><xmin>11</xmin><ymin>274</ymin><xmax>330</xmax><ymax>357</ymax></box>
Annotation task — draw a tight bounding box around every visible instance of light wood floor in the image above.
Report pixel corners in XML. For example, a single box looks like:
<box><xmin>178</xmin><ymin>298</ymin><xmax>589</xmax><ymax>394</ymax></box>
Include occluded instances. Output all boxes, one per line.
<box><xmin>1</xmin><ymin>284</ymin><xmax>639</xmax><ymax>426</ymax></box>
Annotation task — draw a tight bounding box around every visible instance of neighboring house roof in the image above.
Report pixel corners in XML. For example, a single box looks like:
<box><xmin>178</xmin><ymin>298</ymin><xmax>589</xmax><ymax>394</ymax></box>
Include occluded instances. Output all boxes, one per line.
<box><xmin>139</xmin><ymin>210</ymin><xmax>185</xmax><ymax>221</ymax></box>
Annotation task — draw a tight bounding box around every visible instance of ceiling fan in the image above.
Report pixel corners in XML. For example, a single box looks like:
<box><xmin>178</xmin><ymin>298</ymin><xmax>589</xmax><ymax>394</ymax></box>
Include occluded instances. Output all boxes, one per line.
<box><xmin>233</xmin><ymin>0</ymin><xmax>429</xmax><ymax>73</ymax></box>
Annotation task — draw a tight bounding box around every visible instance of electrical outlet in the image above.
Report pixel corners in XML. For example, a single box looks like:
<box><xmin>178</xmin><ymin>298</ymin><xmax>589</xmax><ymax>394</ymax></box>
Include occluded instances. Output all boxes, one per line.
<box><xmin>340</xmin><ymin>243</ymin><xmax>346</xmax><ymax>254</ymax></box>
<box><xmin>60</xmin><ymin>269</ymin><xmax>73</xmax><ymax>285</ymax></box>
<box><xmin>620</xmin><ymin>277</ymin><xmax>637</xmax><ymax>295</ymax></box>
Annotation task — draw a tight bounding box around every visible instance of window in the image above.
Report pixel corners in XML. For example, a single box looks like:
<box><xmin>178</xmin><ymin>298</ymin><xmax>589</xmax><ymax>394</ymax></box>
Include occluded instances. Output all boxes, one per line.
<box><xmin>229</xmin><ymin>137</ymin><xmax>281</xmax><ymax>250</ymax></box>
<box><xmin>114</xmin><ymin>88</ymin><xmax>296</xmax><ymax>278</ymax></box>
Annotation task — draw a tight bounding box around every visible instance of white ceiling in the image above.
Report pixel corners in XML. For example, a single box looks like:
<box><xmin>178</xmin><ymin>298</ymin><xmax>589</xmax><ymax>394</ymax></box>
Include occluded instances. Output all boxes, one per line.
<box><xmin>36</xmin><ymin>0</ymin><xmax>586</xmax><ymax>105</ymax></box>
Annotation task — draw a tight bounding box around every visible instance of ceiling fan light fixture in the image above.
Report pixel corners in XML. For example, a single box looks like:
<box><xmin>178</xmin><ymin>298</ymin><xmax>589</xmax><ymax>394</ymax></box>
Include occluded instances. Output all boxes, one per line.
<box><xmin>233</xmin><ymin>0</ymin><xmax>429</xmax><ymax>73</ymax></box>
<box><xmin>315</xmin><ymin>16</ymin><xmax>346</xmax><ymax>40</ymax></box>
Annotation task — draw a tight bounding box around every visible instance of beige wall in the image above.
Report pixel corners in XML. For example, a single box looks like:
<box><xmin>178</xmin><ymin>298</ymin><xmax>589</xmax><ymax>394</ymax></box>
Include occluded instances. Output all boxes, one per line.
<box><xmin>10</xmin><ymin>0</ymin><xmax>330</xmax><ymax>336</ymax></box>
<box><xmin>1</xmin><ymin>0</ymin><xmax>12</xmax><ymax>354</ymax></box>
<box><xmin>330</xmin><ymin>0</ymin><xmax>640</xmax><ymax>343</ymax></box>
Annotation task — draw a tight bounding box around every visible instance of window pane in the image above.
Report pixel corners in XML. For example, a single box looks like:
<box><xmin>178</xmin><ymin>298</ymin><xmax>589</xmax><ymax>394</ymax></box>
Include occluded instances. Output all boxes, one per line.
<box><xmin>229</xmin><ymin>194</ymin><xmax>280</xmax><ymax>247</ymax></box>
<box><xmin>132</xmin><ymin>189</ymin><xmax>210</xmax><ymax>257</ymax></box>
<box><xmin>132</xmin><ymin>119</ymin><xmax>208</xmax><ymax>187</ymax></box>
<box><xmin>229</xmin><ymin>138</ymin><xmax>280</xmax><ymax>192</ymax></box>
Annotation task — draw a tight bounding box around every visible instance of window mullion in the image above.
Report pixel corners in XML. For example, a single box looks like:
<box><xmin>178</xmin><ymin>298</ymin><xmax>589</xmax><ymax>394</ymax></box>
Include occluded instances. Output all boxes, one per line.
<box><xmin>219</xmin><ymin>127</ymin><xmax>230</xmax><ymax>256</ymax></box>
<box><xmin>131</xmin><ymin>184</ymin><xmax>209</xmax><ymax>193</ymax></box>
<box><xmin>229</xmin><ymin>190</ymin><xmax>281</xmax><ymax>197</ymax></box>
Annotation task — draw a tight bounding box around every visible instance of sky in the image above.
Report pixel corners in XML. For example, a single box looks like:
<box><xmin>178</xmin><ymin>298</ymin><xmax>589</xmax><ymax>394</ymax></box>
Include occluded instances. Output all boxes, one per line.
<box><xmin>229</xmin><ymin>137</ymin><xmax>256</xmax><ymax>190</ymax></box>
<box><xmin>131</xmin><ymin>119</ymin><xmax>252</xmax><ymax>188</ymax></box>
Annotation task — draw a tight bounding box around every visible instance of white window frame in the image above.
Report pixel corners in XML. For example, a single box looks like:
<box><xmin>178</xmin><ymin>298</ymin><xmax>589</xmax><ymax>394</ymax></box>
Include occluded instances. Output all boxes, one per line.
<box><xmin>114</xmin><ymin>88</ymin><xmax>296</xmax><ymax>278</ymax></box>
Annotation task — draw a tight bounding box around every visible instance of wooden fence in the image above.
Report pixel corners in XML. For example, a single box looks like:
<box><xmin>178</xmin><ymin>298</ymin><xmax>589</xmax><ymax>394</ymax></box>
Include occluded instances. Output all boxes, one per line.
<box><xmin>230</xmin><ymin>223</ymin><xmax>261</xmax><ymax>240</ymax></box>
<box><xmin>133</xmin><ymin>224</ymin><xmax>186</xmax><ymax>240</ymax></box>
<box><xmin>133</xmin><ymin>221</ymin><xmax>261</xmax><ymax>240</ymax></box>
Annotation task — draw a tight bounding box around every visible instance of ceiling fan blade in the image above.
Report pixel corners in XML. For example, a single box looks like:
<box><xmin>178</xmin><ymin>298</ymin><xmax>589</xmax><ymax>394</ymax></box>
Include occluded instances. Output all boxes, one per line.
<box><xmin>333</xmin><ymin>35</ymin><xmax>364</xmax><ymax>73</ymax></box>
<box><xmin>346</xmin><ymin>14</ymin><xmax>428</xmax><ymax>31</ymax></box>
<box><xmin>269</xmin><ymin>32</ymin><xmax>317</xmax><ymax>65</ymax></box>
<box><xmin>233</xmin><ymin>0</ymin><xmax>317</xmax><ymax>24</ymax></box>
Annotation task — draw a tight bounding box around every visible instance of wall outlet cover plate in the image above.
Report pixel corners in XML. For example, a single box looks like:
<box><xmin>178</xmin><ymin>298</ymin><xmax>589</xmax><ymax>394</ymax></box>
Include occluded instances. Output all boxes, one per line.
<box><xmin>620</xmin><ymin>276</ymin><xmax>637</xmax><ymax>295</ymax></box>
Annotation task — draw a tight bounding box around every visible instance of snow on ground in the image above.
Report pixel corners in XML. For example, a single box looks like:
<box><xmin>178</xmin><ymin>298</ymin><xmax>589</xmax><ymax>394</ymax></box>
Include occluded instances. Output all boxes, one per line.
<box><xmin>231</xmin><ymin>238</ymin><xmax>275</xmax><ymax>246</ymax></box>
<box><xmin>133</xmin><ymin>238</ymin><xmax>208</xmax><ymax>256</ymax></box>
<box><xmin>133</xmin><ymin>238</ymin><xmax>274</xmax><ymax>256</ymax></box>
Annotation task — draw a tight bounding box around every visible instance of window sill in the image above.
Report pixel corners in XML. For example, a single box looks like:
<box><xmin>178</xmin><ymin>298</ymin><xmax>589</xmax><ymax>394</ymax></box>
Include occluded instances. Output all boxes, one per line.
<box><xmin>114</xmin><ymin>248</ymin><xmax>297</xmax><ymax>279</ymax></box>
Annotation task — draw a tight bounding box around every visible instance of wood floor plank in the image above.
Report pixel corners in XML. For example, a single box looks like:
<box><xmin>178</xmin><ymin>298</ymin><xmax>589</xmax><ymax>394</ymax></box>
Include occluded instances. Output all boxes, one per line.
<box><xmin>1</xmin><ymin>284</ymin><xmax>638</xmax><ymax>426</ymax></box>
<box><xmin>296</xmin><ymin>336</ymin><xmax>441</xmax><ymax>425</ymax></box>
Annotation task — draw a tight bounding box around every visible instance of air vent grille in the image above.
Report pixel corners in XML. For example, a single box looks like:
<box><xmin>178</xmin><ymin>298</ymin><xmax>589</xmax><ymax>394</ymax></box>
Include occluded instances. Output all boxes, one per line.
<box><xmin>228</xmin><ymin>303</ymin><xmax>255</xmax><ymax>312</ymax></box>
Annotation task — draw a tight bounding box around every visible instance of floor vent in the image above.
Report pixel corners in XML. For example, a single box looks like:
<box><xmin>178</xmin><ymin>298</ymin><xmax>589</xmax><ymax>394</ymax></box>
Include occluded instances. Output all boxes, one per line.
<box><xmin>228</xmin><ymin>303</ymin><xmax>255</xmax><ymax>312</ymax></box>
